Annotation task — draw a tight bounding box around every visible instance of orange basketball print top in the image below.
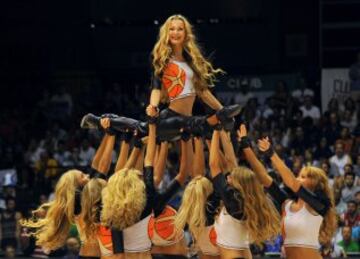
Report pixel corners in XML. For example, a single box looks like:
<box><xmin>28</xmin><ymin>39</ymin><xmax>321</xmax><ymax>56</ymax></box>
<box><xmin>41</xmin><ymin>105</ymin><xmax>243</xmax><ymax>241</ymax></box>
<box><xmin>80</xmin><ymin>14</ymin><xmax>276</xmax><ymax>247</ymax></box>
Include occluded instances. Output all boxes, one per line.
<box><xmin>148</xmin><ymin>205</ymin><xmax>184</xmax><ymax>246</ymax></box>
<box><xmin>97</xmin><ymin>225</ymin><xmax>114</xmax><ymax>256</ymax></box>
<box><xmin>161</xmin><ymin>60</ymin><xmax>195</xmax><ymax>101</ymax></box>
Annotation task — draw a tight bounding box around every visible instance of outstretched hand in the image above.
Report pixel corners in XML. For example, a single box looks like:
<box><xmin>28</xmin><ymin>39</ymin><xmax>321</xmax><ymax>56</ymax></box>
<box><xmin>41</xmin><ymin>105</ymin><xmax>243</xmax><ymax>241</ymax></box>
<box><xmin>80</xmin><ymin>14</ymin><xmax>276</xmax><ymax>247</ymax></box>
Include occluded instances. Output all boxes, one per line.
<box><xmin>257</xmin><ymin>137</ymin><xmax>271</xmax><ymax>152</ymax></box>
<box><xmin>237</xmin><ymin>124</ymin><xmax>247</xmax><ymax>140</ymax></box>
<box><xmin>100</xmin><ymin>118</ymin><xmax>110</xmax><ymax>129</ymax></box>
<box><xmin>146</xmin><ymin>104</ymin><xmax>159</xmax><ymax>118</ymax></box>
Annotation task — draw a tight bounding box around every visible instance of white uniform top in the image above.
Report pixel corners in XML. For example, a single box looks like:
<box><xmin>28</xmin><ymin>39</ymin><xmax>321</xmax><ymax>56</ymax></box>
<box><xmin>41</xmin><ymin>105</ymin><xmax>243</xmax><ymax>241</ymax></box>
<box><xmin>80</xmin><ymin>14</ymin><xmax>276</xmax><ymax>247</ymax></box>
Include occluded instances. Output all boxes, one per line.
<box><xmin>123</xmin><ymin>214</ymin><xmax>152</xmax><ymax>252</ymax></box>
<box><xmin>214</xmin><ymin>207</ymin><xmax>250</xmax><ymax>250</ymax></box>
<box><xmin>283</xmin><ymin>201</ymin><xmax>323</xmax><ymax>249</ymax></box>
<box><xmin>162</xmin><ymin>60</ymin><xmax>196</xmax><ymax>102</ymax></box>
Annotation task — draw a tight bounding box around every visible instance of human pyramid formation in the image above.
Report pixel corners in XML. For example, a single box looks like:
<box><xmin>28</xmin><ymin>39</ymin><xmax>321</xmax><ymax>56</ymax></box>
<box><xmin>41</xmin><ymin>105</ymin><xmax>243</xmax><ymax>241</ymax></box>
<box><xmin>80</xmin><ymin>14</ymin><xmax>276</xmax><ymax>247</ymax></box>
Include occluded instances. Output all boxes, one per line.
<box><xmin>21</xmin><ymin>14</ymin><xmax>337</xmax><ymax>259</ymax></box>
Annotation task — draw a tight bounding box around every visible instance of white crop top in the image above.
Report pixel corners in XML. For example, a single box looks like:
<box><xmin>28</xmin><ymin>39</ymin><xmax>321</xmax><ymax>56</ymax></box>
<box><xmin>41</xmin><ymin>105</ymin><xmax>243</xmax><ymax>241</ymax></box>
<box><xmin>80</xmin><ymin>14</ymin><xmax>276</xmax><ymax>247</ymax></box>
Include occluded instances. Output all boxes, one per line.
<box><xmin>283</xmin><ymin>201</ymin><xmax>323</xmax><ymax>249</ymax></box>
<box><xmin>214</xmin><ymin>207</ymin><xmax>250</xmax><ymax>250</ymax></box>
<box><xmin>123</xmin><ymin>214</ymin><xmax>152</xmax><ymax>252</ymax></box>
<box><xmin>161</xmin><ymin>60</ymin><xmax>196</xmax><ymax>102</ymax></box>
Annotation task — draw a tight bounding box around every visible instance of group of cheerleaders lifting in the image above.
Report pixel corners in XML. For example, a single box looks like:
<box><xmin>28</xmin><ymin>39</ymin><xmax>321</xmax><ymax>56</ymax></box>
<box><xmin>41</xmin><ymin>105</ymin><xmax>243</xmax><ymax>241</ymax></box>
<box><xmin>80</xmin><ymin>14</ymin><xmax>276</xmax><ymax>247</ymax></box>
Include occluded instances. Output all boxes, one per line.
<box><xmin>22</xmin><ymin>15</ymin><xmax>337</xmax><ymax>259</ymax></box>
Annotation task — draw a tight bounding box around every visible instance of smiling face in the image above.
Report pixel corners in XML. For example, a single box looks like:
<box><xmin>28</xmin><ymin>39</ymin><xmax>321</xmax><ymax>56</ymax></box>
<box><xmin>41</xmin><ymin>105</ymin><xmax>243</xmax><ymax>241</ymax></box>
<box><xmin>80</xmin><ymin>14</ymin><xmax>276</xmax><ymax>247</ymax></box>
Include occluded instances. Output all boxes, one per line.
<box><xmin>168</xmin><ymin>19</ymin><xmax>186</xmax><ymax>48</ymax></box>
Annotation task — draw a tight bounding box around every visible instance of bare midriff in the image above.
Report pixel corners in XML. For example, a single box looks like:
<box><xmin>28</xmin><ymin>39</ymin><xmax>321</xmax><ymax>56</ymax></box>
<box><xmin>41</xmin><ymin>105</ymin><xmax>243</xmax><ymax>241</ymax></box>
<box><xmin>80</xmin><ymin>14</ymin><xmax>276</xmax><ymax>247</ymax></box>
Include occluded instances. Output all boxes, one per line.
<box><xmin>151</xmin><ymin>238</ymin><xmax>188</xmax><ymax>256</ymax></box>
<box><xmin>218</xmin><ymin>247</ymin><xmax>252</xmax><ymax>259</ymax></box>
<box><xmin>124</xmin><ymin>251</ymin><xmax>152</xmax><ymax>259</ymax></box>
<box><xmin>101</xmin><ymin>254</ymin><xmax>124</xmax><ymax>259</ymax></box>
<box><xmin>168</xmin><ymin>95</ymin><xmax>196</xmax><ymax>116</ymax></box>
<box><xmin>101</xmin><ymin>251</ymin><xmax>151</xmax><ymax>259</ymax></box>
<box><xmin>285</xmin><ymin>247</ymin><xmax>322</xmax><ymax>259</ymax></box>
<box><xmin>79</xmin><ymin>241</ymin><xmax>101</xmax><ymax>257</ymax></box>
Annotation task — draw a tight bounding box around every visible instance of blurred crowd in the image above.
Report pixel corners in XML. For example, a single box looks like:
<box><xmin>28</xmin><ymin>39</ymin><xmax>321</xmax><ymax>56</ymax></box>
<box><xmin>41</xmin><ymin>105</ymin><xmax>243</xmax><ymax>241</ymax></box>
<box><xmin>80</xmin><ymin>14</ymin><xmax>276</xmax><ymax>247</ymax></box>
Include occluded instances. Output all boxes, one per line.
<box><xmin>1</xmin><ymin>72</ymin><xmax>360</xmax><ymax>257</ymax></box>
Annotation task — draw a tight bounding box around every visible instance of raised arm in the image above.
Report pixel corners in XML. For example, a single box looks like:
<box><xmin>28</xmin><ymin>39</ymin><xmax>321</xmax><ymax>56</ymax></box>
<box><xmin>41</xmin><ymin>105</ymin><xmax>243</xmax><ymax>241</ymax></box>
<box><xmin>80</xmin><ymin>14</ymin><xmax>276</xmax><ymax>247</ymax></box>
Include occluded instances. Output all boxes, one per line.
<box><xmin>97</xmin><ymin>134</ymin><xmax>115</xmax><ymax>174</ymax></box>
<box><xmin>144</xmin><ymin>105</ymin><xmax>158</xmax><ymax>167</ymax></box>
<box><xmin>192</xmin><ymin>136</ymin><xmax>205</xmax><ymax>177</ymax></box>
<box><xmin>91</xmin><ymin>118</ymin><xmax>116</xmax><ymax>176</ymax></box>
<box><xmin>206</xmin><ymin>138</ymin><xmax>227</xmax><ymax>173</ymax></box>
<box><xmin>175</xmin><ymin>139</ymin><xmax>188</xmax><ymax>185</ymax></box>
<box><xmin>91</xmin><ymin>132</ymin><xmax>108</xmax><ymax>171</ymax></box>
<box><xmin>209</xmin><ymin>128</ymin><xmax>222</xmax><ymax>178</ymax></box>
<box><xmin>258</xmin><ymin>137</ymin><xmax>300</xmax><ymax>192</ymax></box>
<box><xmin>150</xmin><ymin>89</ymin><xmax>161</xmax><ymax>108</ymax></box>
<box><xmin>134</xmin><ymin>146</ymin><xmax>145</xmax><ymax>172</ymax></box>
<box><xmin>154</xmin><ymin>141</ymin><xmax>169</xmax><ymax>187</ymax></box>
<box><xmin>220</xmin><ymin>130</ymin><xmax>238</xmax><ymax>171</ymax></box>
<box><xmin>114</xmin><ymin>132</ymin><xmax>132</xmax><ymax>172</ymax></box>
<box><xmin>238</xmin><ymin>125</ymin><xmax>273</xmax><ymax>187</ymax></box>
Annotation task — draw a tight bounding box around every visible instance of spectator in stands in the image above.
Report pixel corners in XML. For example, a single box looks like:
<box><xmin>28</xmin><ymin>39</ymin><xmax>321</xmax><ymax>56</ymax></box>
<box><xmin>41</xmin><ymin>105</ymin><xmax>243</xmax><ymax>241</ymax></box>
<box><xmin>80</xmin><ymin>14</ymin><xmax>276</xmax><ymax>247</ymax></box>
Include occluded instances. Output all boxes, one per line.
<box><xmin>54</xmin><ymin>141</ymin><xmax>73</xmax><ymax>168</ymax></box>
<box><xmin>79</xmin><ymin>139</ymin><xmax>95</xmax><ymax>167</ymax></box>
<box><xmin>354</xmin><ymin>155</ymin><xmax>360</xmax><ymax>177</ymax></box>
<box><xmin>34</xmin><ymin>150</ymin><xmax>59</xmax><ymax>189</ymax></box>
<box><xmin>340</xmin><ymin>200</ymin><xmax>360</xmax><ymax>227</ymax></box>
<box><xmin>334</xmin><ymin>188</ymin><xmax>347</xmax><ymax>215</ymax></box>
<box><xmin>341</xmin><ymin>109</ymin><xmax>357</xmax><ymax>132</ymax></box>
<box><xmin>321</xmin><ymin>240</ymin><xmax>346</xmax><ymax>258</ymax></box>
<box><xmin>262</xmin><ymin>97</ymin><xmax>276</xmax><ymax>119</ymax></box>
<box><xmin>337</xmin><ymin>226</ymin><xmax>360</xmax><ymax>253</ymax></box>
<box><xmin>323</xmin><ymin>112</ymin><xmax>342</xmax><ymax>146</ymax></box>
<box><xmin>341</xmin><ymin>172</ymin><xmax>360</xmax><ymax>203</ymax></box>
<box><xmin>313</xmin><ymin>137</ymin><xmax>334</xmax><ymax>161</ymax></box>
<box><xmin>291</xmin><ymin>77</ymin><xmax>314</xmax><ymax>105</ymax></box>
<box><xmin>337</xmin><ymin>127</ymin><xmax>354</xmax><ymax>154</ymax></box>
<box><xmin>271</xmin><ymin>80</ymin><xmax>291</xmax><ymax>113</ymax></box>
<box><xmin>355</xmin><ymin>192</ymin><xmax>360</xmax><ymax>211</ymax></box>
<box><xmin>4</xmin><ymin>245</ymin><xmax>16</xmax><ymax>258</ymax></box>
<box><xmin>330</xmin><ymin>141</ymin><xmax>352</xmax><ymax>176</ymax></box>
<box><xmin>300</xmin><ymin>95</ymin><xmax>321</xmax><ymax>122</ymax></box>
<box><xmin>326</xmin><ymin>98</ymin><xmax>341</xmax><ymax>117</ymax></box>
<box><xmin>0</xmin><ymin>198</ymin><xmax>22</xmax><ymax>250</ymax></box>
<box><xmin>233</xmin><ymin>78</ymin><xmax>254</xmax><ymax>108</ymax></box>
<box><xmin>320</xmin><ymin>161</ymin><xmax>334</xmax><ymax>187</ymax></box>
<box><xmin>289</xmin><ymin>127</ymin><xmax>312</xmax><ymax>155</ymax></box>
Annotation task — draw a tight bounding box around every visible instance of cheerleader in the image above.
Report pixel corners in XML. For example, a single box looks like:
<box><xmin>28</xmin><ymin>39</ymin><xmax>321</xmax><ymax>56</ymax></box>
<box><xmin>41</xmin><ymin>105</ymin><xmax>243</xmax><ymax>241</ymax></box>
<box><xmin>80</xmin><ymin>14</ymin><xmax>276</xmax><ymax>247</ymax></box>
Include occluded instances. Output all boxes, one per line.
<box><xmin>209</xmin><ymin>127</ymin><xmax>280</xmax><ymax>259</ymax></box>
<box><xmin>238</xmin><ymin>124</ymin><xmax>337</xmax><ymax>259</ymax></box>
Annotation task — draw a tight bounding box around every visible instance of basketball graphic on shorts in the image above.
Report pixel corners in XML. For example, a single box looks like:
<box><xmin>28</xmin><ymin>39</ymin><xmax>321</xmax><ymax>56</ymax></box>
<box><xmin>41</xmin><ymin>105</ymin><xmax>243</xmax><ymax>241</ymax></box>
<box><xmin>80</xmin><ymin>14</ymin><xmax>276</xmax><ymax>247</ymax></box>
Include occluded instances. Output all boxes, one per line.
<box><xmin>162</xmin><ymin>63</ymin><xmax>186</xmax><ymax>98</ymax></box>
<box><xmin>98</xmin><ymin>225</ymin><xmax>113</xmax><ymax>252</ymax></box>
<box><xmin>209</xmin><ymin>226</ymin><xmax>217</xmax><ymax>246</ymax></box>
<box><xmin>148</xmin><ymin>205</ymin><xmax>179</xmax><ymax>243</ymax></box>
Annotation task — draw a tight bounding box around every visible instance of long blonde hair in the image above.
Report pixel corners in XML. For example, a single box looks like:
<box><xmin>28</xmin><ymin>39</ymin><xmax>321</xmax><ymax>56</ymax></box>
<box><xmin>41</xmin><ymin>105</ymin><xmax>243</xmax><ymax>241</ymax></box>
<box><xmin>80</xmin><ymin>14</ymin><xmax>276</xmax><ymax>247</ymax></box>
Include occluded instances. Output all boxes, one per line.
<box><xmin>231</xmin><ymin>167</ymin><xmax>281</xmax><ymax>245</ymax></box>
<box><xmin>101</xmin><ymin>168</ymin><xmax>146</xmax><ymax>230</ymax></box>
<box><xmin>175</xmin><ymin>176</ymin><xmax>214</xmax><ymax>240</ymax></box>
<box><xmin>80</xmin><ymin>178</ymin><xmax>106</xmax><ymax>240</ymax></box>
<box><xmin>152</xmin><ymin>14</ymin><xmax>224</xmax><ymax>93</ymax></box>
<box><xmin>303</xmin><ymin>166</ymin><xmax>337</xmax><ymax>244</ymax></box>
<box><xmin>21</xmin><ymin>170</ymin><xmax>81</xmax><ymax>251</ymax></box>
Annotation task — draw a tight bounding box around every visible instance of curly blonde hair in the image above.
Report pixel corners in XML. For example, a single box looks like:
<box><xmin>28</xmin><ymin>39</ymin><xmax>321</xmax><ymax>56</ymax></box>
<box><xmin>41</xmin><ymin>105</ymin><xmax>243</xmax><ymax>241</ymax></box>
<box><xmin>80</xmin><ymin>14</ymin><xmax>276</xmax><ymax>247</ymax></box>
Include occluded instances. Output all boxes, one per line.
<box><xmin>20</xmin><ymin>170</ymin><xmax>81</xmax><ymax>251</ymax></box>
<box><xmin>230</xmin><ymin>167</ymin><xmax>281</xmax><ymax>245</ymax></box>
<box><xmin>152</xmin><ymin>14</ymin><xmax>224</xmax><ymax>93</ymax></box>
<box><xmin>303</xmin><ymin>166</ymin><xmax>337</xmax><ymax>244</ymax></box>
<box><xmin>175</xmin><ymin>176</ymin><xmax>214</xmax><ymax>240</ymax></box>
<box><xmin>80</xmin><ymin>178</ymin><xmax>106</xmax><ymax>240</ymax></box>
<box><xmin>101</xmin><ymin>168</ymin><xmax>146</xmax><ymax>230</ymax></box>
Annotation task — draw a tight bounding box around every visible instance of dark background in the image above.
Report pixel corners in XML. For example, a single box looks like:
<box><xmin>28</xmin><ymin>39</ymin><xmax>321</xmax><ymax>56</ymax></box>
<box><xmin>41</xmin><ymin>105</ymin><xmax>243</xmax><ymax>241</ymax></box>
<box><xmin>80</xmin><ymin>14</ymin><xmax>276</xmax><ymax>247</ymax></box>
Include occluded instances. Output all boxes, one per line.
<box><xmin>0</xmin><ymin>0</ymin><xmax>359</xmax><ymax>107</ymax></box>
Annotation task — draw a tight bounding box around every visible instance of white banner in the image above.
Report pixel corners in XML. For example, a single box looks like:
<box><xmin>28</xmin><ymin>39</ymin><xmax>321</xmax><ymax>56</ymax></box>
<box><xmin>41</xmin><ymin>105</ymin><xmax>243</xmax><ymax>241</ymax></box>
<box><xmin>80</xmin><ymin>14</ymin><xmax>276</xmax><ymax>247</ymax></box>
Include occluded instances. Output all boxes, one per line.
<box><xmin>321</xmin><ymin>68</ymin><xmax>351</xmax><ymax>112</ymax></box>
